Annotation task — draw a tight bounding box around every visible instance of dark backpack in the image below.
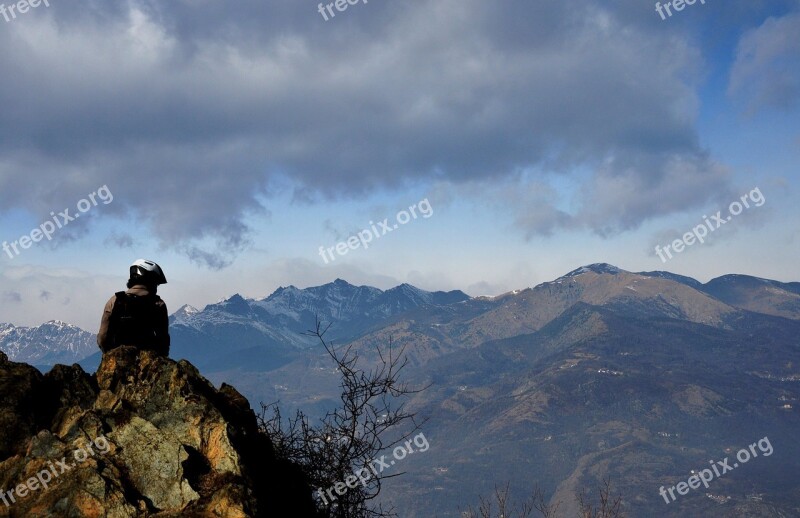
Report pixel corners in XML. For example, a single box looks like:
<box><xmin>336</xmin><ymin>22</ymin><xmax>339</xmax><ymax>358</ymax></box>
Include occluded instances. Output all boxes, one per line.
<box><xmin>110</xmin><ymin>291</ymin><xmax>160</xmax><ymax>349</ymax></box>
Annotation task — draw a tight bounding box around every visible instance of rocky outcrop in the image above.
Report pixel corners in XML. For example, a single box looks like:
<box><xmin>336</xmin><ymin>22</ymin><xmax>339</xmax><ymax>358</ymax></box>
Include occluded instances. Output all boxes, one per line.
<box><xmin>0</xmin><ymin>348</ymin><xmax>321</xmax><ymax>517</ymax></box>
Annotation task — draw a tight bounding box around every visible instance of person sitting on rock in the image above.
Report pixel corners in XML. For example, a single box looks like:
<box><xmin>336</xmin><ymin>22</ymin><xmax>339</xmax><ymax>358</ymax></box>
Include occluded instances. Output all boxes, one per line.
<box><xmin>97</xmin><ymin>259</ymin><xmax>170</xmax><ymax>356</ymax></box>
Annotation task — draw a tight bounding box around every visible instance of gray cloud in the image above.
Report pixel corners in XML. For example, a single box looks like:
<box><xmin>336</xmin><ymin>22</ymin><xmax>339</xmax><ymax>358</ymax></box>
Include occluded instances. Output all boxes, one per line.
<box><xmin>105</xmin><ymin>232</ymin><xmax>135</xmax><ymax>248</ymax></box>
<box><xmin>729</xmin><ymin>11</ymin><xmax>800</xmax><ymax>113</ymax></box>
<box><xmin>0</xmin><ymin>0</ymin><xmax>794</xmax><ymax>265</ymax></box>
<box><xmin>322</xmin><ymin>219</ymin><xmax>349</xmax><ymax>242</ymax></box>
<box><xmin>575</xmin><ymin>153</ymin><xmax>735</xmax><ymax>236</ymax></box>
<box><xmin>3</xmin><ymin>291</ymin><xmax>22</xmax><ymax>303</ymax></box>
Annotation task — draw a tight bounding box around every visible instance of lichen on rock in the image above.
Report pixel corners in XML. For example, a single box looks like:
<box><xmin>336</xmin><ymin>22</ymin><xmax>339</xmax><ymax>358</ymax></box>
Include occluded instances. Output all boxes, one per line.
<box><xmin>0</xmin><ymin>347</ymin><xmax>320</xmax><ymax>517</ymax></box>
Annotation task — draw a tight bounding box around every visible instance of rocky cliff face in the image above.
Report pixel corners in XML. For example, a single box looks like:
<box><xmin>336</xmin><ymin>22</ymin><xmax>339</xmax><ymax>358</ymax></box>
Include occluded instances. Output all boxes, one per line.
<box><xmin>0</xmin><ymin>347</ymin><xmax>320</xmax><ymax>517</ymax></box>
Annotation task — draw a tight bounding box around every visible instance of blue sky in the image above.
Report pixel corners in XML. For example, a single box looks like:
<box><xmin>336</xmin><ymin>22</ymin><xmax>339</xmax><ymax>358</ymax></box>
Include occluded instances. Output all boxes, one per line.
<box><xmin>1</xmin><ymin>0</ymin><xmax>798</xmax><ymax>330</ymax></box>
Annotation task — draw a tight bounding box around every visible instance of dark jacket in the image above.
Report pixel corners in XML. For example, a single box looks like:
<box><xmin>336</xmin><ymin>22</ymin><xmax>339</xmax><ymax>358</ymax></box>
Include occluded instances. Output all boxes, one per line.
<box><xmin>97</xmin><ymin>285</ymin><xmax>170</xmax><ymax>355</ymax></box>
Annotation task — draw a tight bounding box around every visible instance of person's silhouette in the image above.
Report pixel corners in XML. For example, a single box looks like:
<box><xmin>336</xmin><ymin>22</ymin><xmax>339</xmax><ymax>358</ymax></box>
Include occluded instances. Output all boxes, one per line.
<box><xmin>97</xmin><ymin>259</ymin><xmax>170</xmax><ymax>356</ymax></box>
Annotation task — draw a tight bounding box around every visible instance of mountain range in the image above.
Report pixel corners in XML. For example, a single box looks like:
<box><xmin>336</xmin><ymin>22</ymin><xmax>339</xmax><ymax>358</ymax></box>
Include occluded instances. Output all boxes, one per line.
<box><xmin>2</xmin><ymin>263</ymin><xmax>799</xmax><ymax>516</ymax></box>
<box><xmin>0</xmin><ymin>320</ymin><xmax>96</xmax><ymax>368</ymax></box>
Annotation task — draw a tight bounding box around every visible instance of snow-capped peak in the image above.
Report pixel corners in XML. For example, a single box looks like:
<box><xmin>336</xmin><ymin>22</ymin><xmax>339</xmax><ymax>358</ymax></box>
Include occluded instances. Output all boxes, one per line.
<box><xmin>562</xmin><ymin>263</ymin><xmax>624</xmax><ymax>278</ymax></box>
<box><xmin>172</xmin><ymin>304</ymin><xmax>200</xmax><ymax>316</ymax></box>
<box><xmin>0</xmin><ymin>321</ymin><xmax>96</xmax><ymax>365</ymax></box>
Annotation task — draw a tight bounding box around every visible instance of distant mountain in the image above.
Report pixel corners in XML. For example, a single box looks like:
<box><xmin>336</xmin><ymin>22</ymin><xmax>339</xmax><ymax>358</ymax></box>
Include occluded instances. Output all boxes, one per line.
<box><xmin>217</xmin><ymin>265</ymin><xmax>792</xmax><ymax>417</ymax></box>
<box><xmin>14</xmin><ymin>280</ymin><xmax>472</xmax><ymax>373</ymax></box>
<box><xmin>562</xmin><ymin>262</ymin><xmax>624</xmax><ymax>277</ymax></box>
<box><xmin>0</xmin><ymin>320</ymin><xmax>96</xmax><ymax>367</ymax></box>
<box><xmin>337</xmin><ymin>263</ymin><xmax>738</xmax><ymax>369</ymax></box>
<box><xmin>164</xmin><ymin>279</ymin><xmax>470</xmax><ymax>372</ymax></box>
<box><xmin>700</xmin><ymin>274</ymin><xmax>800</xmax><ymax>319</ymax></box>
<box><xmin>257</xmin><ymin>279</ymin><xmax>467</xmax><ymax>321</ymax></box>
<box><xmin>637</xmin><ymin>269</ymin><xmax>705</xmax><ymax>289</ymax></box>
<box><xmin>219</xmin><ymin>264</ymin><xmax>800</xmax><ymax>517</ymax></box>
<box><xmin>387</xmin><ymin>300</ymin><xmax>800</xmax><ymax>517</ymax></box>
<box><xmin>15</xmin><ymin>266</ymin><xmax>800</xmax><ymax>374</ymax></box>
<box><xmin>169</xmin><ymin>303</ymin><xmax>201</xmax><ymax>324</ymax></box>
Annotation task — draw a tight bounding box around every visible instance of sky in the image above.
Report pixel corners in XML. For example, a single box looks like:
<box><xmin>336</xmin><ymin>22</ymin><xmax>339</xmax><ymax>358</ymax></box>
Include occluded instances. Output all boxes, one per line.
<box><xmin>0</xmin><ymin>0</ymin><xmax>798</xmax><ymax>331</ymax></box>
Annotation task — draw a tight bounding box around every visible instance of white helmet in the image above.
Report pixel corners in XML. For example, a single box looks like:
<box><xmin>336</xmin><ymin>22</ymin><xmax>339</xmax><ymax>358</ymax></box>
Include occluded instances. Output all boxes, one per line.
<box><xmin>129</xmin><ymin>259</ymin><xmax>168</xmax><ymax>285</ymax></box>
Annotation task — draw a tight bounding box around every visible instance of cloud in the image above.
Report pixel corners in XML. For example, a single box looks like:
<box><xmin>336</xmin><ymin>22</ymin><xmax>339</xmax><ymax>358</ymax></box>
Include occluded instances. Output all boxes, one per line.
<box><xmin>104</xmin><ymin>232</ymin><xmax>134</xmax><ymax>248</ymax></box>
<box><xmin>729</xmin><ymin>11</ymin><xmax>800</xmax><ymax>112</ymax></box>
<box><xmin>3</xmin><ymin>291</ymin><xmax>22</xmax><ymax>303</ymax></box>
<box><xmin>575</xmin><ymin>153</ymin><xmax>734</xmax><ymax>236</ymax></box>
<box><xmin>465</xmin><ymin>281</ymin><xmax>508</xmax><ymax>297</ymax></box>
<box><xmin>0</xmin><ymin>265</ymin><xmax>117</xmax><ymax>329</ymax></box>
<box><xmin>322</xmin><ymin>219</ymin><xmax>347</xmax><ymax>242</ymax></box>
<box><xmin>0</xmin><ymin>0</ymin><xmax>768</xmax><ymax>261</ymax></box>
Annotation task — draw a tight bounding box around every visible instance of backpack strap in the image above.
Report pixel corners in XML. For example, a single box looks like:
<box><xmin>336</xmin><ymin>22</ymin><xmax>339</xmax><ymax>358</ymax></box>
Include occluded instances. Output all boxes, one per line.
<box><xmin>109</xmin><ymin>291</ymin><xmax>133</xmax><ymax>348</ymax></box>
<box><xmin>110</xmin><ymin>291</ymin><xmax>128</xmax><ymax>320</ymax></box>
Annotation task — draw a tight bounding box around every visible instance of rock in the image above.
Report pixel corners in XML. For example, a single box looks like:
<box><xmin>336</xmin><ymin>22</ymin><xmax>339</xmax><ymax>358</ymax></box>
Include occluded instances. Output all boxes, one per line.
<box><xmin>0</xmin><ymin>347</ymin><xmax>321</xmax><ymax>517</ymax></box>
<box><xmin>0</xmin><ymin>351</ymin><xmax>46</xmax><ymax>460</ymax></box>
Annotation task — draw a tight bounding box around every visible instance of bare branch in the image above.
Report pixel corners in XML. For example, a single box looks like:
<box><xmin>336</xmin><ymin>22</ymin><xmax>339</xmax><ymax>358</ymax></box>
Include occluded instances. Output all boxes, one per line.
<box><xmin>259</xmin><ymin>317</ymin><xmax>428</xmax><ymax>518</ymax></box>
